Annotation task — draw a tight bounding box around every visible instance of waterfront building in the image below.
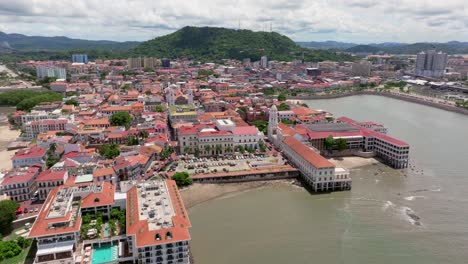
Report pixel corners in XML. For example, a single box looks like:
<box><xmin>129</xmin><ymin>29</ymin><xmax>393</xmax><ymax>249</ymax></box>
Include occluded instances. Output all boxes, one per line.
<box><xmin>415</xmin><ymin>49</ymin><xmax>448</xmax><ymax>78</ymax></box>
<box><xmin>72</xmin><ymin>54</ymin><xmax>88</xmax><ymax>64</ymax></box>
<box><xmin>268</xmin><ymin>106</ymin><xmax>351</xmax><ymax>192</ymax></box>
<box><xmin>24</xmin><ymin>118</ymin><xmax>69</xmax><ymax>139</ymax></box>
<box><xmin>21</xmin><ymin>111</ymin><xmax>63</xmax><ymax>126</ymax></box>
<box><xmin>126</xmin><ymin>180</ymin><xmax>191</xmax><ymax>264</ymax></box>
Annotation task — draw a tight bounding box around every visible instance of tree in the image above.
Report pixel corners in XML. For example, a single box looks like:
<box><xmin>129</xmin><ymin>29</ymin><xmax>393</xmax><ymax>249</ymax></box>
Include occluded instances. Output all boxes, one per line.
<box><xmin>153</xmin><ymin>105</ymin><xmax>164</xmax><ymax>112</ymax></box>
<box><xmin>194</xmin><ymin>147</ymin><xmax>200</xmax><ymax>157</ymax></box>
<box><xmin>160</xmin><ymin>145</ymin><xmax>174</xmax><ymax>160</ymax></box>
<box><xmin>277</xmin><ymin>93</ymin><xmax>286</xmax><ymax>101</ymax></box>
<box><xmin>215</xmin><ymin>144</ymin><xmax>222</xmax><ymax>154</ymax></box>
<box><xmin>65</xmin><ymin>99</ymin><xmax>79</xmax><ymax>106</ymax></box>
<box><xmin>138</xmin><ymin>130</ymin><xmax>149</xmax><ymax>139</ymax></box>
<box><xmin>143</xmin><ymin>67</ymin><xmax>155</xmax><ymax>73</ymax></box>
<box><xmin>172</xmin><ymin>172</ymin><xmax>193</xmax><ymax>187</ymax></box>
<box><xmin>236</xmin><ymin>145</ymin><xmax>244</xmax><ymax>153</ymax></box>
<box><xmin>258</xmin><ymin>140</ymin><xmax>267</xmax><ymax>152</ymax></box>
<box><xmin>301</xmin><ymin>103</ymin><xmax>309</xmax><ymax>108</ymax></box>
<box><xmin>278</xmin><ymin>103</ymin><xmax>290</xmax><ymax>111</ymax></box>
<box><xmin>145</xmin><ymin>90</ymin><xmax>152</xmax><ymax>96</ymax></box>
<box><xmin>127</xmin><ymin>136</ymin><xmax>139</xmax><ymax>146</ymax></box>
<box><xmin>335</xmin><ymin>138</ymin><xmax>348</xmax><ymax>151</ymax></box>
<box><xmin>225</xmin><ymin>145</ymin><xmax>233</xmax><ymax>153</ymax></box>
<box><xmin>0</xmin><ymin>200</ymin><xmax>19</xmax><ymax>235</ymax></box>
<box><xmin>0</xmin><ymin>241</ymin><xmax>22</xmax><ymax>261</ymax></box>
<box><xmin>183</xmin><ymin>146</ymin><xmax>191</xmax><ymax>153</ymax></box>
<box><xmin>324</xmin><ymin>135</ymin><xmax>335</xmax><ymax>151</ymax></box>
<box><xmin>252</xmin><ymin>120</ymin><xmax>268</xmax><ymax>134</ymax></box>
<box><xmin>204</xmin><ymin>145</ymin><xmax>211</xmax><ymax>153</ymax></box>
<box><xmin>110</xmin><ymin>112</ymin><xmax>132</xmax><ymax>128</ymax></box>
<box><xmin>99</xmin><ymin>144</ymin><xmax>120</xmax><ymax>159</ymax></box>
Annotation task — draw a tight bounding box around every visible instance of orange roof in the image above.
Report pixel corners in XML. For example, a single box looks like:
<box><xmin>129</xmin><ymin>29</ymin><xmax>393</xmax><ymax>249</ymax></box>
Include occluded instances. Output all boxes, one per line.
<box><xmin>80</xmin><ymin>182</ymin><xmax>115</xmax><ymax>208</ymax></box>
<box><xmin>126</xmin><ymin>180</ymin><xmax>191</xmax><ymax>247</ymax></box>
<box><xmin>28</xmin><ymin>187</ymin><xmax>81</xmax><ymax>238</ymax></box>
<box><xmin>93</xmin><ymin>167</ymin><xmax>115</xmax><ymax>178</ymax></box>
<box><xmin>278</xmin><ymin>123</ymin><xmax>297</xmax><ymax>136</ymax></box>
<box><xmin>283</xmin><ymin>136</ymin><xmax>335</xmax><ymax>169</ymax></box>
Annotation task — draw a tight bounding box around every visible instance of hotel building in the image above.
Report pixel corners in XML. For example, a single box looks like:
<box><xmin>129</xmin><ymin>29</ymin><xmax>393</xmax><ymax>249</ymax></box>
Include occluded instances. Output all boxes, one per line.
<box><xmin>28</xmin><ymin>180</ymin><xmax>191</xmax><ymax>264</ymax></box>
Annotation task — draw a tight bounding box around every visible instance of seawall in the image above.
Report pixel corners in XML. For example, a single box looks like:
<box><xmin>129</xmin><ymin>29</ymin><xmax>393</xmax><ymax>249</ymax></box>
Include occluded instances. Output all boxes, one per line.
<box><xmin>290</xmin><ymin>91</ymin><xmax>468</xmax><ymax>116</ymax></box>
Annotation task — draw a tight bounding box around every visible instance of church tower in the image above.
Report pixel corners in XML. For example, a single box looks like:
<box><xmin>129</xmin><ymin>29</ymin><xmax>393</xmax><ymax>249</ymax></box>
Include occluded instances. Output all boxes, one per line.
<box><xmin>165</xmin><ymin>84</ymin><xmax>176</xmax><ymax>106</ymax></box>
<box><xmin>187</xmin><ymin>88</ymin><xmax>194</xmax><ymax>105</ymax></box>
<box><xmin>268</xmin><ymin>104</ymin><xmax>278</xmax><ymax>141</ymax></box>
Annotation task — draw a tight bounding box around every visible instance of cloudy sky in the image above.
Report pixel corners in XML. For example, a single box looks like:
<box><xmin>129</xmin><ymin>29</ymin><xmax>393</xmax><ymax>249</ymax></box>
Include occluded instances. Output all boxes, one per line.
<box><xmin>0</xmin><ymin>0</ymin><xmax>467</xmax><ymax>43</ymax></box>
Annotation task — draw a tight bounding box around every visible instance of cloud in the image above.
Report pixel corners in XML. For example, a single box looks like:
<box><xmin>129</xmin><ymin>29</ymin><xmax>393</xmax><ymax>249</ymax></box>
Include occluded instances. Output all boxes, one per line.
<box><xmin>0</xmin><ymin>0</ymin><xmax>466</xmax><ymax>43</ymax></box>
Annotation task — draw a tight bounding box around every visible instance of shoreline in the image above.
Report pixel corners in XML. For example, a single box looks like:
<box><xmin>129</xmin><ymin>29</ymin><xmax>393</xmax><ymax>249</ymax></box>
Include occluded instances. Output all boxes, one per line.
<box><xmin>0</xmin><ymin>123</ymin><xmax>21</xmax><ymax>172</ymax></box>
<box><xmin>289</xmin><ymin>91</ymin><xmax>468</xmax><ymax>116</ymax></box>
<box><xmin>182</xmin><ymin>156</ymin><xmax>380</xmax><ymax>209</ymax></box>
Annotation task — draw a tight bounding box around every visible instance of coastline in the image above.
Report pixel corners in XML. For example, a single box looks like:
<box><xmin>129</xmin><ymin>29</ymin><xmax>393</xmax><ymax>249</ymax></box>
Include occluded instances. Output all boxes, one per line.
<box><xmin>182</xmin><ymin>156</ymin><xmax>379</xmax><ymax>209</ymax></box>
<box><xmin>0</xmin><ymin>121</ymin><xmax>21</xmax><ymax>171</ymax></box>
<box><xmin>289</xmin><ymin>91</ymin><xmax>468</xmax><ymax>116</ymax></box>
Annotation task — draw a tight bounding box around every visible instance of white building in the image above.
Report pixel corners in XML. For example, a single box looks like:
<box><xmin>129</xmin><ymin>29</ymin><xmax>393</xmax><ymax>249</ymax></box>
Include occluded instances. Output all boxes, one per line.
<box><xmin>415</xmin><ymin>49</ymin><xmax>448</xmax><ymax>78</ymax></box>
<box><xmin>260</xmin><ymin>56</ymin><xmax>268</xmax><ymax>68</ymax></box>
<box><xmin>36</xmin><ymin>66</ymin><xmax>67</xmax><ymax>80</ymax></box>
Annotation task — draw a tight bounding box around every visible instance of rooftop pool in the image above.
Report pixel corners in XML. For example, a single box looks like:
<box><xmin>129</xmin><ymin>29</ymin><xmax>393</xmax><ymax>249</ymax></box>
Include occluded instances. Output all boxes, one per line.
<box><xmin>91</xmin><ymin>243</ymin><xmax>118</xmax><ymax>264</ymax></box>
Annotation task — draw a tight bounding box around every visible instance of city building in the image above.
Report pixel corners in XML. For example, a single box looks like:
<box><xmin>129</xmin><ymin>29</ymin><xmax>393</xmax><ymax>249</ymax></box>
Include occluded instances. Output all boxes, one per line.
<box><xmin>260</xmin><ymin>56</ymin><xmax>268</xmax><ymax>68</ymax></box>
<box><xmin>0</xmin><ymin>167</ymin><xmax>40</xmax><ymax>202</ymax></box>
<box><xmin>72</xmin><ymin>54</ymin><xmax>88</xmax><ymax>64</ymax></box>
<box><xmin>12</xmin><ymin>147</ymin><xmax>48</xmax><ymax>168</ymax></box>
<box><xmin>143</xmin><ymin>57</ymin><xmax>158</xmax><ymax>69</ymax></box>
<box><xmin>351</xmin><ymin>61</ymin><xmax>371</xmax><ymax>77</ymax></box>
<box><xmin>415</xmin><ymin>49</ymin><xmax>448</xmax><ymax>78</ymax></box>
<box><xmin>178</xmin><ymin>119</ymin><xmax>263</xmax><ymax>156</ymax></box>
<box><xmin>128</xmin><ymin>57</ymin><xmax>142</xmax><ymax>69</ymax></box>
<box><xmin>28</xmin><ymin>181</ymin><xmax>115</xmax><ymax>264</ymax></box>
<box><xmin>126</xmin><ymin>180</ymin><xmax>191</xmax><ymax>264</ymax></box>
<box><xmin>28</xmin><ymin>180</ymin><xmax>190</xmax><ymax>264</ymax></box>
<box><xmin>36</xmin><ymin>66</ymin><xmax>67</xmax><ymax>80</ymax></box>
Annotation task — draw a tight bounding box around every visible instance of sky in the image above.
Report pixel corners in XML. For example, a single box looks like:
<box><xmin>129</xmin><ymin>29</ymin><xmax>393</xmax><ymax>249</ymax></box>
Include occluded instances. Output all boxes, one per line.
<box><xmin>0</xmin><ymin>0</ymin><xmax>467</xmax><ymax>43</ymax></box>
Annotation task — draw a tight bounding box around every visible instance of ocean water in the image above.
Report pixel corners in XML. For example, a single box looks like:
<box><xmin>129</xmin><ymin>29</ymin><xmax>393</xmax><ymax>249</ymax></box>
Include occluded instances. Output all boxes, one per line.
<box><xmin>188</xmin><ymin>95</ymin><xmax>468</xmax><ymax>264</ymax></box>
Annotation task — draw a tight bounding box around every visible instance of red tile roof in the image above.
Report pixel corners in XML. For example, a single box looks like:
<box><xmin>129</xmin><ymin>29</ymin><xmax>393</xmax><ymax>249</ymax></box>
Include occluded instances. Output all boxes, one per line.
<box><xmin>126</xmin><ymin>180</ymin><xmax>191</xmax><ymax>247</ymax></box>
<box><xmin>36</xmin><ymin>170</ymin><xmax>67</xmax><ymax>182</ymax></box>
<box><xmin>283</xmin><ymin>136</ymin><xmax>335</xmax><ymax>169</ymax></box>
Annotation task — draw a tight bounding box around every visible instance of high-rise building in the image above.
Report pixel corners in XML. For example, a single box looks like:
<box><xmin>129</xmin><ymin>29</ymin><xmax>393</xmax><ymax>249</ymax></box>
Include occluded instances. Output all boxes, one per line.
<box><xmin>36</xmin><ymin>66</ymin><xmax>67</xmax><ymax>79</ymax></box>
<box><xmin>127</xmin><ymin>57</ymin><xmax>142</xmax><ymax>69</ymax></box>
<box><xmin>71</xmin><ymin>54</ymin><xmax>88</xmax><ymax>64</ymax></box>
<box><xmin>161</xmin><ymin>58</ymin><xmax>171</xmax><ymax>68</ymax></box>
<box><xmin>260</xmin><ymin>56</ymin><xmax>268</xmax><ymax>68</ymax></box>
<box><xmin>351</xmin><ymin>61</ymin><xmax>371</xmax><ymax>77</ymax></box>
<box><xmin>143</xmin><ymin>57</ymin><xmax>157</xmax><ymax>69</ymax></box>
<box><xmin>415</xmin><ymin>49</ymin><xmax>448</xmax><ymax>78</ymax></box>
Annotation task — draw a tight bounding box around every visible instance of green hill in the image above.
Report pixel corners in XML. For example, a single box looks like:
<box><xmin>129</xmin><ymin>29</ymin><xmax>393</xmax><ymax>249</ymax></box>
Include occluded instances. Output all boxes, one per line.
<box><xmin>132</xmin><ymin>26</ymin><xmax>352</xmax><ymax>62</ymax></box>
<box><xmin>0</xmin><ymin>32</ymin><xmax>139</xmax><ymax>51</ymax></box>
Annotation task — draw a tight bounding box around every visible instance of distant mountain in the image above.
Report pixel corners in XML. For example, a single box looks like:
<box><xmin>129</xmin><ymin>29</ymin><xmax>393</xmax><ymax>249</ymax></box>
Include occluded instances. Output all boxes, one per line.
<box><xmin>131</xmin><ymin>26</ymin><xmax>352</xmax><ymax>62</ymax></box>
<box><xmin>296</xmin><ymin>41</ymin><xmax>357</xmax><ymax>50</ymax></box>
<box><xmin>0</xmin><ymin>32</ymin><xmax>140</xmax><ymax>51</ymax></box>
<box><xmin>345</xmin><ymin>45</ymin><xmax>384</xmax><ymax>54</ymax></box>
<box><xmin>298</xmin><ymin>39</ymin><xmax>468</xmax><ymax>54</ymax></box>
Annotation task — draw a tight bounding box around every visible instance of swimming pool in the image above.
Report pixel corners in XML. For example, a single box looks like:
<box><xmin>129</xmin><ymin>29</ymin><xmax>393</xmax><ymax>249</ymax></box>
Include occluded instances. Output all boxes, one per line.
<box><xmin>91</xmin><ymin>243</ymin><xmax>118</xmax><ymax>264</ymax></box>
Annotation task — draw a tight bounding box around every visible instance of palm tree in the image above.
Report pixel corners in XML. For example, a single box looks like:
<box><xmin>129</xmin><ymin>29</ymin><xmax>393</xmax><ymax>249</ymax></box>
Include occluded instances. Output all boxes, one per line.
<box><xmin>183</xmin><ymin>146</ymin><xmax>191</xmax><ymax>154</ymax></box>
<box><xmin>225</xmin><ymin>146</ymin><xmax>233</xmax><ymax>153</ymax></box>
<box><xmin>204</xmin><ymin>145</ymin><xmax>211</xmax><ymax>153</ymax></box>
<box><xmin>215</xmin><ymin>144</ymin><xmax>222</xmax><ymax>154</ymax></box>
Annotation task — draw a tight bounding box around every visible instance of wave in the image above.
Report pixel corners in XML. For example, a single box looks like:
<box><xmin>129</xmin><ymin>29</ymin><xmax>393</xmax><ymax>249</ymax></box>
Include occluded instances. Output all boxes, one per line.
<box><xmin>403</xmin><ymin>196</ymin><xmax>425</xmax><ymax>201</ymax></box>
<box><xmin>399</xmin><ymin>206</ymin><xmax>422</xmax><ymax>226</ymax></box>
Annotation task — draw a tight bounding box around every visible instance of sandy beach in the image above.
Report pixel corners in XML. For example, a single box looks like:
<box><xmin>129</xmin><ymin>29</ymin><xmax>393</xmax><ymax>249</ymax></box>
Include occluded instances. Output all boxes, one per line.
<box><xmin>328</xmin><ymin>156</ymin><xmax>380</xmax><ymax>169</ymax></box>
<box><xmin>0</xmin><ymin>123</ymin><xmax>21</xmax><ymax>171</ymax></box>
<box><xmin>181</xmin><ymin>179</ymin><xmax>299</xmax><ymax>209</ymax></box>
